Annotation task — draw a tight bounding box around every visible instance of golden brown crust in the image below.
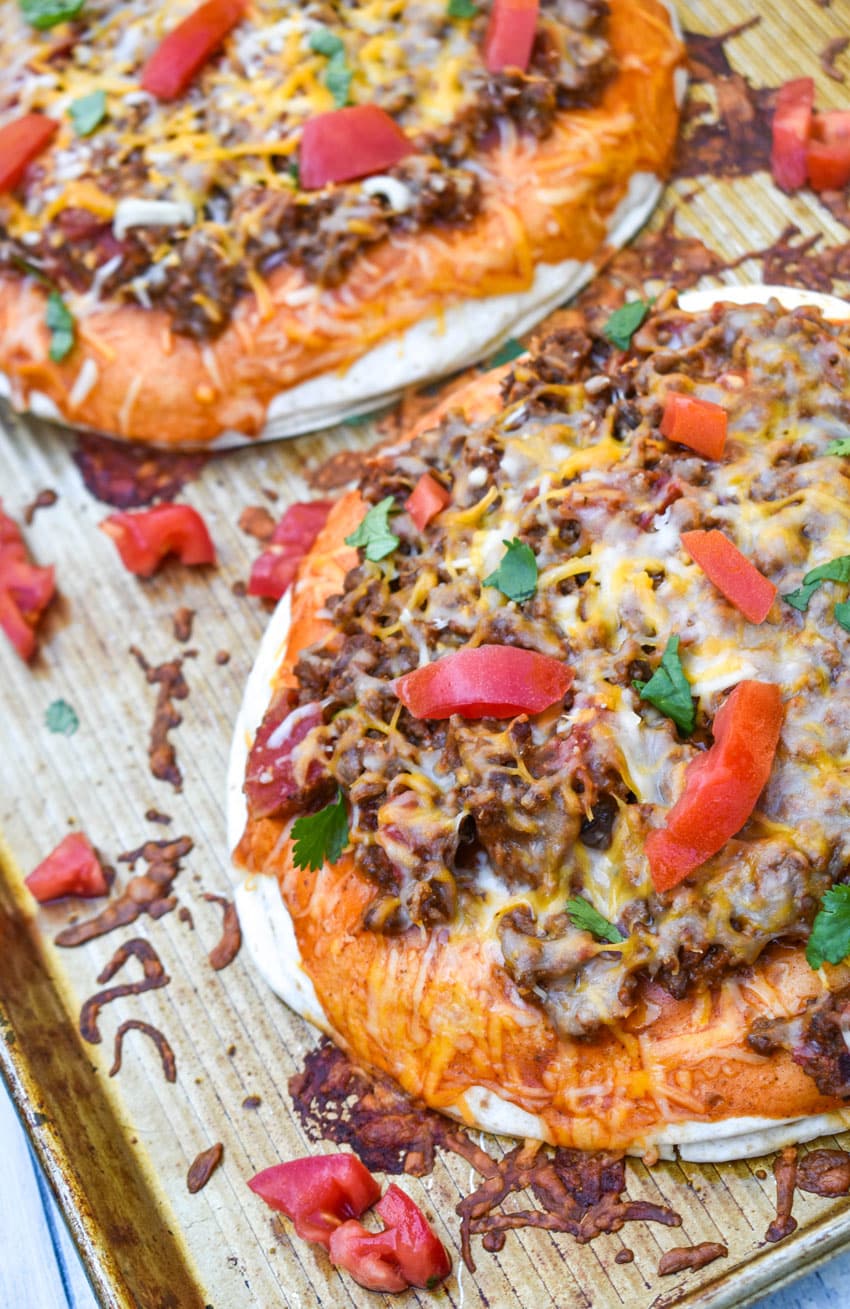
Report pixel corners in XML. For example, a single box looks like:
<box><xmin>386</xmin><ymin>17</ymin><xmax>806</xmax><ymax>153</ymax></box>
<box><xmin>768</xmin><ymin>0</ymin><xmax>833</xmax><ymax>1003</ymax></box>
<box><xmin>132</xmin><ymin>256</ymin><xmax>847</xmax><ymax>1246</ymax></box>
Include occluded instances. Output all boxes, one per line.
<box><xmin>235</xmin><ymin>382</ymin><xmax>847</xmax><ymax>1152</ymax></box>
<box><xmin>0</xmin><ymin>0</ymin><xmax>682</xmax><ymax>447</ymax></box>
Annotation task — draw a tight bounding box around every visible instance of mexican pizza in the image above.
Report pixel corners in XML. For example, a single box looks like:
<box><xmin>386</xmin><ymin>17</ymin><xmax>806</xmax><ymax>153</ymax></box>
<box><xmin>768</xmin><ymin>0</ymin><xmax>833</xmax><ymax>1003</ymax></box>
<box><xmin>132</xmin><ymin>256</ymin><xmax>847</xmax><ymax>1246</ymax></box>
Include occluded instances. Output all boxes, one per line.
<box><xmin>0</xmin><ymin>0</ymin><xmax>682</xmax><ymax>446</ymax></box>
<box><xmin>231</xmin><ymin>284</ymin><xmax>850</xmax><ymax>1159</ymax></box>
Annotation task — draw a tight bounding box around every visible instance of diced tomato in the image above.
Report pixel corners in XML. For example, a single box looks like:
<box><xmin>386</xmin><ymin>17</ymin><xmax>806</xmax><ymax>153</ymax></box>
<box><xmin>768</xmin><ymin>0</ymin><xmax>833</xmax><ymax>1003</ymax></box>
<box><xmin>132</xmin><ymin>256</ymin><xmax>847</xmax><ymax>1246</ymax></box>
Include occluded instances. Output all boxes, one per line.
<box><xmin>99</xmin><ymin>503</ymin><xmax>215</xmax><ymax>576</ymax></box>
<box><xmin>299</xmin><ymin>105</ymin><xmax>413</xmax><ymax>189</ymax></box>
<box><xmin>0</xmin><ymin>114</ymin><xmax>58</xmax><ymax>194</ymax></box>
<box><xmin>807</xmin><ymin>137</ymin><xmax>850</xmax><ymax>192</ymax></box>
<box><xmin>404</xmin><ymin>474</ymin><xmax>451</xmax><ymax>531</ymax></box>
<box><xmin>375</xmin><ymin>1184</ymin><xmax>451</xmax><ymax>1288</ymax></box>
<box><xmin>645</xmin><ymin>680</ymin><xmax>784</xmax><ymax>892</ymax></box>
<box><xmin>244</xmin><ymin>696</ymin><xmax>326</xmax><ymax>819</ymax></box>
<box><xmin>483</xmin><ymin>0</ymin><xmax>540</xmax><ymax>73</ymax></box>
<box><xmin>813</xmin><ymin>110</ymin><xmax>850</xmax><ymax>146</ymax></box>
<box><xmin>394</xmin><ymin>644</ymin><xmax>573</xmax><ymax>719</ymax></box>
<box><xmin>0</xmin><ymin>504</ymin><xmax>55</xmax><ymax>661</ymax></box>
<box><xmin>247</xmin><ymin>500</ymin><xmax>333</xmax><ymax>601</ymax></box>
<box><xmin>659</xmin><ymin>393</ymin><xmax>728</xmax><ymax>460</ymax></box>
<box><xmin>248</xmin><ymin>1155</ymin><xmax>381</xmax><ymax>1248</ymax></box>
<box><xmin>141</xmin><ymin>0</ymin><xmax>247</xmax><ymax>100</ymax></box>
<box><xmin>328</xmin><ymin>1222</ymin><xmax>407</xmax><ymax>1293</ymax></box>
<box><xmin>681</xmin><ymin>529</ymin><xmax>777</xmax><ymax>624</ymax></box>
<box><xmin>25</xmin><ymin>833</ymin><xmax>108</xmax><ymax>903</ymax></box>
<box><xmin>770</xmin><ymin>77</ymin><xmax>814</xmax><ymax>192</ymax></box>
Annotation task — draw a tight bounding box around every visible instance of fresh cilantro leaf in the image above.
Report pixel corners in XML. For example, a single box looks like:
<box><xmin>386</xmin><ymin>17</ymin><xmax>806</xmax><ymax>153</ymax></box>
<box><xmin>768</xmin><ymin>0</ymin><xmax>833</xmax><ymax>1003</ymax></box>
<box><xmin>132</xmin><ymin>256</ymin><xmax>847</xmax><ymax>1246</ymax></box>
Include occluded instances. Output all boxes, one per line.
<box><xmin>448</xmin><ymin>0</ymin><xmax>477</xmax><ymax>18</ymax></box>
<box><xmin>807</xmin><ymin>885</ymin><xmax>850</xmax><ymax>969</ymax></box>
<box><xmin>309</xmin><ymin>28</ymin><xmax>352</xmax><ymax>106</ymax></box>
<box><xmin>20</xmin><ymin>0</ymin><xmax>84</xmax><ymax>28</ymax></box>
<box><xmin>45</xmin><ymin>699</ymin><xmax>79</xmax><ymax>736</ymax></box>
<box><xmin>308</xmin><ymin>26</ymin><xmax>344</xmax><ymax>57</ymax></box>
<box><xmin>603</xmin><ymin>298</ymin><xmax>652</xmax><ymax>351</ymax></box>
<box><xmin>288</xmin><ymin>159</ymin><xmax>300</xmax><ymax>187</ymax></box>
<box><xmin>488</xmin><ymin>337</ymin><xmax>525</xmax><ymax>368</ymax></box>
<box><xmin>325</xmin><ymin>50</ymin><xmax>352</xmax><ymax>106</ymax></box>
<box><xmin>291</xmin><ymin>791</ymin><xmax>349</xmax><ymax>872</ymax></box>
<box><xmin>69</xmin><ymin>89</ymin><xmax>106</xmax><ymax>137</ymax></box>
<box><xmin>344</xmin><ymin>496</ymin><xmax>399</xmax><ymax>562</ymax></box>
<box><xmin>566</xmin><ymin>896</ymin><xmax>624</xmax><ymax>945</ymax></box>
<box><xmin>835</xmin><ymin>600</ymin><xmax>850</xmax><ymax>632</ymax></box>
<box><xmin>826</xmin><ymin>438</ymin><xmax>850</xmax><ymax>456</ymax></box>
<box><xmin>45</xmin><ymin>291</ymin><xmax>74</xmax><ymax>363</ymax></box>
<box><xmin>483</xmin><ymin>538</ymin><xmax>538</xmax><ymax>603</ymax></box>
<box><xmin>783</xmin><ymin>555</ymin><xmax>850</xmax><ymax>621</ymax></box>
<box><xmin>634</xmin><ymin>634</ymin><xmax>695</xmax><ymax>735</ymax></box>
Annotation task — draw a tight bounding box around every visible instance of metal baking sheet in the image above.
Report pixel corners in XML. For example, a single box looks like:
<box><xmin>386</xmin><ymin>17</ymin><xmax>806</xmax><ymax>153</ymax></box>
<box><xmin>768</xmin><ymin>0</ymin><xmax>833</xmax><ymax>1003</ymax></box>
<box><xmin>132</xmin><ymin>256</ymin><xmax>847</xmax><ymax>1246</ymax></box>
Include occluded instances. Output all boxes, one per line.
<box><xmin>4</xmin><ymin>2</ymin><xmax>850</xmax><ymax>1305</ymax></box>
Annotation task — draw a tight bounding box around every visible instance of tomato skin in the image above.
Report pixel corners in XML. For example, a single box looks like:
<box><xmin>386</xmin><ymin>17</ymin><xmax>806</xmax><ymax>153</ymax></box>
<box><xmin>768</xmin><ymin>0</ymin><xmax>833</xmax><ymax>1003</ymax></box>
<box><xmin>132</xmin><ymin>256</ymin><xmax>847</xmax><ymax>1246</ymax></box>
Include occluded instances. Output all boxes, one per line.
<box><xmin>299</xmin><ymin>105</ymin><xmax>413</xmax><ymax>189</ymax></box>
<box><xmin>141</xmin><ymin>0</ymin><xmax>247</xmax><ymax>100</ymax></box>
<box><xmin>681</xmin><ymin>529</ymin><xmax>777</xmax><ymax>624</ymax></box>
<box><xmin>0</xmin><ymin>114</ymin><xmax>58</xmax><ymax>194</ymax></box>
<box><xmin>26</xmin><ymin>833</ymin><xmax>108</xmax><ymax>903</ymax></box>
<box><xmin>807</xmin><ymin>138</ymin><xmax>850</xmax><ymax>191</ymax></box>
<box><xmin>394</xmin><ymin>644</ymin><xmax>573</xmax><ymax>719</ymax></box>
<box><xmin>659</xmin><ymin>392</ymin><xmax>727</xmax><ymax>460</ymax></box>
<box><xmin>375</xmin><ymin>1184</ymin><xmax>451</xmax><ymax>1287</ymax></box>
<box><xmin>244</xmin><ymin>697</ymin><xmax>326</xmax><ymax>819</ymax></box>
<box><xmin>248</xmin><ymin>1155</ymin><xmax>381</xmax><ymax>1247</ymax></box>
<box><xmin>770</xmin><ymin>77</ymin><xmax>814</xmax><ymax>192</ymax></box>
<box><xmin>0</xmin><ymin>504</ymin><xmax>55</xmax><ymax>661</ymax></box>
<box><xmin>646</xmin><ymin>680</ymin><xmax>784</xmax><ymax>892</ymax></box>
<box><xmin>247</xmin><ymin>500</ymin><xmax>334</xmax><ymax>601</ymax></box>
<box><xmin>813</xmin><ymin>111</ymin><xmax>850</xmax><ymax>146</ymax></box>
<box><xmin>405</xmin><ymin>474</ymin><xmax>451</xmax><ymax>531</ymax></box>
<box><xmin>328</xmin><ymin>1222</ymin><xmax>407</xmax><ymax>1292</ymax></box>
<box><xmin>484</xmin><ymin>0</ymin><xmax>540</xmax><ymax>73</ymax></box>
<box><xmin>100</xmin><ymin>504</ymin><xmax>215</xmax><ymax>576</ymax></box>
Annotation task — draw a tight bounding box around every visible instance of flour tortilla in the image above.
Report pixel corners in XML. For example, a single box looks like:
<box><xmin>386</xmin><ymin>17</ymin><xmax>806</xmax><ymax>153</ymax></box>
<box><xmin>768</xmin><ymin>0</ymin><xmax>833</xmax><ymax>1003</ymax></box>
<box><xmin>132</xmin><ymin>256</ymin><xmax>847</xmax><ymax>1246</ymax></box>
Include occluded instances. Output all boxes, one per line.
<box><xmin>229</xmin><ymin>282</ymin><xmax>850</xmax><ymax>1159</ymax></box>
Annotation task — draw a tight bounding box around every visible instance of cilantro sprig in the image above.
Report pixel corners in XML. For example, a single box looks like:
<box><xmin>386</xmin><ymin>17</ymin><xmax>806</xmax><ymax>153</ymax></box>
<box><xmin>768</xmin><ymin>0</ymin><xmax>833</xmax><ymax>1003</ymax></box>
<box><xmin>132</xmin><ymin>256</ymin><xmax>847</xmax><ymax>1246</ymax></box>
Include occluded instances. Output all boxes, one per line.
<box><xmin>45</xmin><ymin>699</ymin><xmax>79</xmax><ymax>736</ymax></box>
<box><xmin>483</xmin><ymin>538</ymin><xmax>537</xmax><ymax>603</ymax></box>
<box><xmin>308</xmin><ymin>27</ymin><xmax>352</xmax><ymax>107</ymax></box>
<box><xmin>46</xmin><ymin>292</ymin><xmax>75</xmax><ymax>363</ymax></box>
<box><xmin>447</xmin><ymin>0</ymin><xmax>478</xmax><ymax>18</ymax></box>
<box><xmin>825</xmin><ymin>438</ymin><xmax>850</xmax><ymax>457</ymax></box>
<box><xmin>807</xmin><ymin>885</ymin><xmax>850</xmax><ymax>970</ymax></box>
<box><xmin>566</xmin><ymin>897</ymin><xmax>625</xmax><ymax>945</ymax></box>
<box><xmin>634</xmin><ymin>635</ymin><xmax>695</xmax><ymax>735</ymax></box>
<box><xmin>20</xmin><ymin>0</ymin><xmax>84</xmax><ymax>28</ymax></box>
<box><xmin>69</xmin><ymin>89</ymin><xmax>106</xmax><ymax>137</ymax></box>
<box><xmin>291</xmin><ymin>791</ymin><xmax>349</xmax><ymax>872</ymax></box>
<box><xmin>344</xmin><ymin>496</ymin><xmax>399</xmax><ymax>562</ymax></box>
<box><xmin>603</xmin><ymin>298</ymin><xmax>652</xmax><ymax>351</ymax></box>
<box><xmin>783</xmin><ymin>555</ymin><xmax>850</xmax><ymax>632</ymax></box>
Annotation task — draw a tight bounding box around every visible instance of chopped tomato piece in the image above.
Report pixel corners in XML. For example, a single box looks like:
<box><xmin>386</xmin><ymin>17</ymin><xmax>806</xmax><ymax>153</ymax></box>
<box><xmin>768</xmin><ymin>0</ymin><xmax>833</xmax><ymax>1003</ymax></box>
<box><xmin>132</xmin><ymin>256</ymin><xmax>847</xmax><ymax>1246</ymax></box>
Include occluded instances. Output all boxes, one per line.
<box><xmin>99</xmin><ymin>504</ymin><xmax>215</xmax><ymax>576</ymax></box>
<box><xmin>771</xmin><ymin>77</ymin><xmax>814</xmax><ymax>192</ymax></box>
<box><xmin>299</xmin><ymin>105</ymin><xmax>413</xmax><ymax>189</ymax></box>
<box><xmin>329</xmin><ymin>1222</ymin><xmax>407</xmax><ymax>1293</ymax></box>
<box><xmin>244</xmin><ymin>696</ymin><xmax>326</xmax><ymax>819</ymax></box>
<box><xmin>375</xmin><ymin>1184</ymin><xmax>451</xmax><ymax>1288</ymax></box>
<box><xmin>26</xmin><ymin>833</ymin><xmax>108</xmax><ymax>903</ymax></box>
<box><xmin>247</xmin><ymin>500</ymin><xmax>333</xmax><ymax>601</ymax></box>
<box><xmin>141</xmin><ymin>0</ymin><xmax>247</xmax><ymax>100</ymax></box>
<box><xmin>681</xmin><ymin>529</ymin><xmax>777</xmax><ymax>624</ymax></box>
<box><xmin>404</xmin><ymin>474</ymin><xmax>451</xmax><ymax>531</ymax></box>
<box><xmin>0</xmin><ymin>503</ymin><xmax>55</xmax><ymax>661</ymax></box>
<box><xmin>807</xmin><ymin>137</ymin><xmax>850</xmax><ymax>192</ymax></box>
<box><xmin>484</xmin><ymin>0</ymin><xmax>540</xmax><ymax>73</ymax></box>
<box><xmin>394</xmin><ymin>644</ymin><xmax>573</xmax><ymax>719</ymax></box>
<box><xmin>645</xmin><ymin>680</ymin><xmax>784</xmax><ymax>892</ymax></box>
<box><xmin>659</xmin><ymin>393</ymin><xmax>728</xmax><ymax>460</ymax></box>
<box><xmin>0</xmin><ymin>114</ymin><xmax>58</xmax><ymax>194</ymax></box>
<box><xmin>813</xmin><ymin>110</ymin><xmax>850</xmax><ymax>146</ymax></box>
<box><xmin>248</xmin><ymin>1155</ymin><xmax>380</xmax><ymax>1248</ymax></box>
